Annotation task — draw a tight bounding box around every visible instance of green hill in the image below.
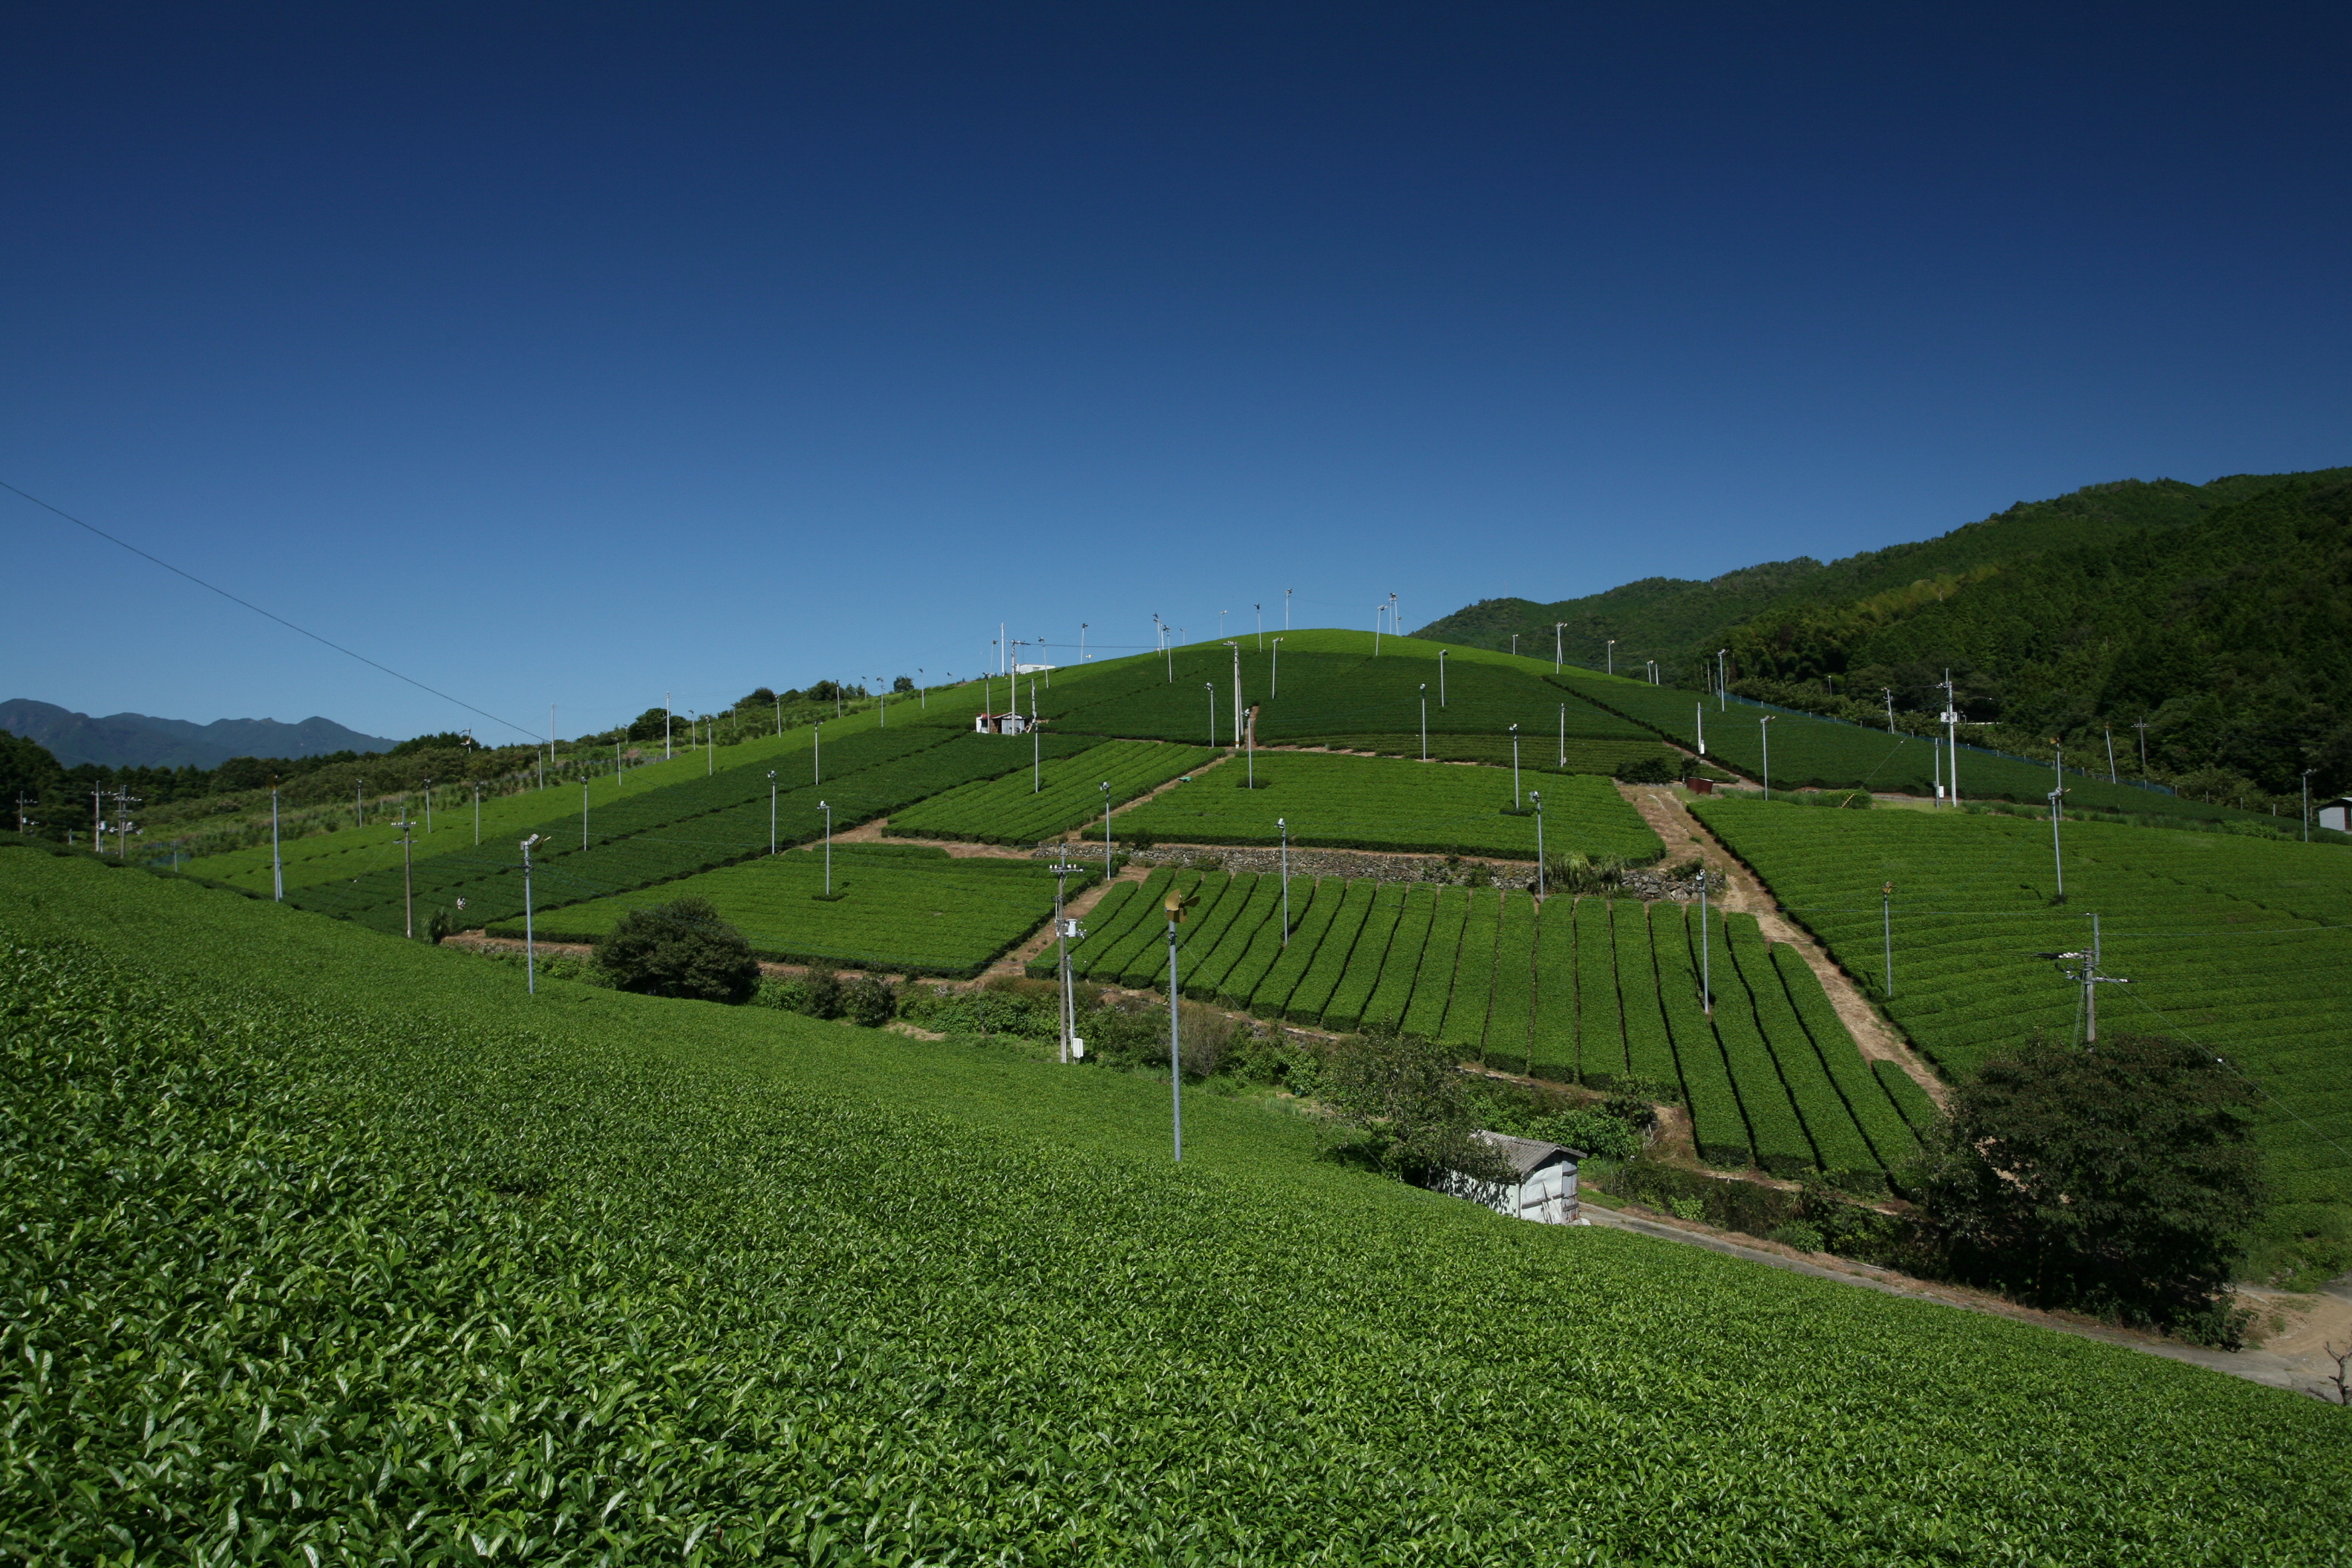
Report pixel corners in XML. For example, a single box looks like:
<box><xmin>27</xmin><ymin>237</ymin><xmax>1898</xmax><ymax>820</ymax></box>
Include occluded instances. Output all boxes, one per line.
<box><xmin>1420</xmin><ymin>467</ymin><xmax>2352</xmax><ymax>806</ymax></box>
<box><xmin>5</xmin><ymin>849</ymin><xmax>2345</xmax><ymax>1559</ymax></box>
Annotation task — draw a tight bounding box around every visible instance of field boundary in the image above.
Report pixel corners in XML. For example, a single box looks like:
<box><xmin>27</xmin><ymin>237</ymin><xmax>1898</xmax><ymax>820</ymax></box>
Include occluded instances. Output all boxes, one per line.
<box><xmin>1616</xmin><ymin>783</ymin><xmax>1948</xmax><ymax>1106</ymax></box>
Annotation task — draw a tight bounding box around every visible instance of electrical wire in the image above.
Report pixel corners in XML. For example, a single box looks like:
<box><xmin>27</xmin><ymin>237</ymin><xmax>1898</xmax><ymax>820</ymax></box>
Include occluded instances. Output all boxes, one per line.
<box><xmin>2</xmin><ymin>477</ymin><xmax>537</xmax><ymax>741</ymax></box>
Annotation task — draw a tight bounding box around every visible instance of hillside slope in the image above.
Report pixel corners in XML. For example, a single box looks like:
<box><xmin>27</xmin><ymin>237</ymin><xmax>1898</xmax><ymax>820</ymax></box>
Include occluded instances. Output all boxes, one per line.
<box><xmin>4</xmin><ymin>849</ymin><xmax>2346</xmax><ymax>1561</ymax></box>
<box><xmin>1420</xmin><ymin>468</ymin><xmax>2340</xmax><ymax>684</ymax></box>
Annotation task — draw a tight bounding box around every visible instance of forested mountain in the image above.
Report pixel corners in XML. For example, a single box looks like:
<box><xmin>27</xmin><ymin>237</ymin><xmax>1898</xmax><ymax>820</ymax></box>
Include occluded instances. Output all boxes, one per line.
<box><xmin>1420</xmin><ymin>470</ymin><xmax>2337</xmax><ymax>681</ymax></box>
<box><xmin>1422</xmin><ymin>467</ymin><xmax>2352</xmax><ymax>803</ymax></box>
<box><xmin>0</xmin><ymin>699</ymin><xmax>394</xmax><ymax>770</ymax></box>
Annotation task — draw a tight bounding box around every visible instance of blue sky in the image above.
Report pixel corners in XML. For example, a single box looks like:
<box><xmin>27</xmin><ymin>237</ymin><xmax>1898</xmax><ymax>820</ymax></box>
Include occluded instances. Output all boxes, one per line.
<box><xmin>5</xmin><ymin>3</ymin><xmax>2347</xmax><ymax>744</ymax></box>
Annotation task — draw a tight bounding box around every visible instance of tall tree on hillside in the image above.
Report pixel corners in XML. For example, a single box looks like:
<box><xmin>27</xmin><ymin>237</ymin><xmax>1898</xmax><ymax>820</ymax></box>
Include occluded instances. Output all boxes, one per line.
<box><xmin>1918</xmin><ymin>1031</ymin><xmax>2264</xmax><ymax>1343</ymax></box>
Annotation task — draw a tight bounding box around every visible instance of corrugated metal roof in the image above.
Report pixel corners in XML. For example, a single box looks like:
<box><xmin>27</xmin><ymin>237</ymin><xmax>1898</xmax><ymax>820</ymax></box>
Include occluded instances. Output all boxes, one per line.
<box><xmin>1474</xmin><ymin>1131</ymin><xmax>1582</xmax><ymax>1180</ymax></box>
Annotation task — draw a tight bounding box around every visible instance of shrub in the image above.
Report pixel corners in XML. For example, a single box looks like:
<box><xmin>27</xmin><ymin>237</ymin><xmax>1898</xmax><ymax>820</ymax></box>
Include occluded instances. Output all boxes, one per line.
<box><xmin>592</xmin><ymin>897</ymin><xmax>762</xmax><ymax>1003</ymax></box>
<box><xmin>1616</xmin><ymin>754</ymin><xmax>1679</xmax><ymax>785</ymax></box>
<box><xmin>1546</xmin><ymin>851</ymin><xmax>1630</xmax><ymax>895</ymax></box>
<box><xmin>798</xmin><ymin>965</ymin><xmax>844</xmax><ymax>1019</ymax></box>
<box><xmin>1322</xmin><ymin>1026</ymin><xmax>1516</xmax><ymax>1186</ymax></box>
<box><xmin>843</xmin><ymin>974</ymin><xmax>898</xmax><ymax>1028</ymax></box>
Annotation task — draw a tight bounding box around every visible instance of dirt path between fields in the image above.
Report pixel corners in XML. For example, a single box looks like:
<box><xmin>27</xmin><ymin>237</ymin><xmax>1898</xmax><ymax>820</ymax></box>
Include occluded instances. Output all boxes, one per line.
<box><xmin>1581</xmin><ymin>1200</ymin><xmax>2346</xmax><ymax>1399</ymax></box>
<box><xmin>1616</xmin><ymin>783</ymin><xmax>1947</xmax><ymax>1106</ymax></box>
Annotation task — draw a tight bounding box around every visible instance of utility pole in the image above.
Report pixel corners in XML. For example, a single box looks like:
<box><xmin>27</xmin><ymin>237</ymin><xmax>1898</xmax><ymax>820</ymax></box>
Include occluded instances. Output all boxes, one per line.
<box><xmin>1049</xmin><ymin>859</ymin><xmax>1086</xmax><ymax>1062</ymax></box>
<box><xmin>111</xmin><ymin>785</ymin><xmax>140</xmax><ymax>860</ymax></box>
<box><xmin>1226</xmin><ymin>641</ymin><xmax>1247</xmax><ymax>784</ymax></box>
<box><xmin>1032</xmin><ymin>676</ymin><xmax>1042</xmax><ymax>791</ymax></box>
<box><xmin>2040</xmin><ymin>915</ymin><xmax>2129</xmax><ymax>1045</ymax></box>
<box><xmin>1557</xmin><ymin>702</ymin><xmax>1566</xmax><ymax>768</ymax></box>
<box><xmin>1760</xmin><ymin>716</ymin><xmax>1774</xmax><ymax>800</ymax></box>
<box><xmin>1532</xmin><ymin>791</ymin><xmax>1546</xmax><ymax>898</ymax></box>
<box><xmin>1420</xmin><ymin>685</ymin><xmax>1428</xmax><ymax>761</ymax></box>
<box><xmin>769</xmin><ymin>771</ymin><xmax>779</xmax><ymax>855</ymax></box>
<box><xmin>1100</xmin><ymin>780</ymin><xmax>1114</xmax><ymax>878</ymax></box>
<box><xmin>1277</xmin><ymin>817</ymin><xmax>1290</xmax><ymax>943</ymax></box>
<box><xmin>1882</xmin><ymin>689</ymin><xmax>1896</xmax><ymax>734</ymax></box>
<box><xmin>2134</xmin><ymin>716</ymin><xmax>2149</xmax><ymax>777</ymax></box>
<box><xmin>1163</xmin><ymin>885</ymin><xmax>1195</xmax><ymax>1162</ymax></box>
<box><xmin>1205</xmin><ymin>682</ymin><xmax>1217</xmax><ymax>748</ymax></box>
<box><xmin>2104</xmin><ymin>725</ymin><xmax>2117</xmax><ymax>785</ymax></box>
<box><xmin>1606</xmin><ymin>639</ymin><xmax>1616</xmax><ymax>676</ymax></box>
<box><xmin>2048</xmin><ymin>744</ymin><xmax>2068</xmax><ymax>902</ymax></box>
<box><xmin>818</xmin><ymin>801</ymin><xmax>833</xmax><ymax>895</ymax></box>
<box><xmin>814</xmin><ymin>721</ymin><xmax>821</xmax><ymax>785</ymax></box>
<box><xmin>13</xmin><ymin>791</ymin><xmax>34</xmax><ymax>839</ymax></box>
<box><xmin>520</xmin><ymin>835</ymin><xmax>543</xmax><ymax>993</ymax></box>
<box><xmin>1511</xmin><ymin>633</ymin><xmax>1518</xmax><ymax>658</ymax></box>
<box><xmin>424</xmin><ymin>777</ymin><xmax>433</xmax><ymax>836</ymax></box>
<box><xmin>1510</xmin><ymin>724</ymin><xmax>1521</xmax><ymax>808</ymax></box>
<box><xmin>1255</xmin><ymin>603</ymin><xmax>1262</xmax><ymax>650</ymax></box>
<box><xmin>1438</xmin><ymin>648</ymin><xmax>1448</xmax><ymax>707</ymax></box>
<box><xmin>393</xmin><ymin>813</ymin><xmax>416</xmax><ymax>938</ymax></box>
<box><xmin>1718</xmin><ymin>649</ymin><xmax>1728</xmax><ymax>711</ymax></box>
<box><xmin>1939</xmin><ymin>671</ymin><xmax>1961</xmax><ymax>808</ymax></box>
<box><xmin>1882</xmin><ymin>882</ymin><xmax>1894</xmax><ymax>996</ymax></box>
<box><xmin>1270</xmin><ymin>637</ymin><xmax>1283</xmax><ymax>698</ymax></box>
<box><xmin>1555</xmin><ymin>622</ymin><xmax>1566</xmax><ymax>672</ymax></box>
<box><xmin>1284</xmin><ymin>588</ymin><xmax>1292</xmax><ymax>631</ymax></box>
<box><xmin>1696</xmin><ymin>702</ymin><xmax>1705</xmax><ymax>757</ymax></box>
<box><xmin>1373</xmin><ymin>604</ymin><xmax>1382</xmax><ymax>656</ymax></box>
<box><xmin>1699</xmin><ymin>866</ymin><xmax>1713</xmax><ymax>1013</ymax></box>
<box><xmin>356</xmin><ymin>779</ymin><xmax>364</xmax><ymax>828</ymax></box>
<box><xmin>270</xmin><ymin>779</ymin><xmax>284</xmax><ymax>901</ymax></box>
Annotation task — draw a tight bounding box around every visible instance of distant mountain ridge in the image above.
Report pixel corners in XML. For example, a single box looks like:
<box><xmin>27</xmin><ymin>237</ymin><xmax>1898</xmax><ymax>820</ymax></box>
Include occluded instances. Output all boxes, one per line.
<box><xmin>0</xmin><ymin>699</ymin><xmax>396</xmax><ymax>770</ymax></box>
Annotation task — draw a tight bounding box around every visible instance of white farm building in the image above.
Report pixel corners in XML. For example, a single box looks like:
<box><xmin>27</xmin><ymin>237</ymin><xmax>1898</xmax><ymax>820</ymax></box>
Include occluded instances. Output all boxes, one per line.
<box><xmin>1439</xmin><ymin>1133</ymin><xmax>1585</xmax><ymax>1225</ymax></box>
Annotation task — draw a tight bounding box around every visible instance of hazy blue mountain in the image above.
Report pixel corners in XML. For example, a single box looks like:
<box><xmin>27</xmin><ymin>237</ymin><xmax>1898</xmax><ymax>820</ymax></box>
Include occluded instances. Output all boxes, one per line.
<box><xmin>0</xmin><ymin>699</ymin><xmax>395</xmax><ymax>770</ymax></box>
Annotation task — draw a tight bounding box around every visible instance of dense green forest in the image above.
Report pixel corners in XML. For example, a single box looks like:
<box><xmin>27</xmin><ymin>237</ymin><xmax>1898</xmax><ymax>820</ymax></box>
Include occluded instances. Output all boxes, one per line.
<box><xmin>1422</xmin><ymin>467</ymin><xmax>2352</xmax><ymax>803</ymax></box>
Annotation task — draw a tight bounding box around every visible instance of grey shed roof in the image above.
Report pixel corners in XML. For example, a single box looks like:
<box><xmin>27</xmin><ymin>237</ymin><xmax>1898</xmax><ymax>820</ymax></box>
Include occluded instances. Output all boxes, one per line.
<box><xmin>1474</xmin><ymin>1131</ymin><xmax>1584</xmax><ymax>1180</ymax></box>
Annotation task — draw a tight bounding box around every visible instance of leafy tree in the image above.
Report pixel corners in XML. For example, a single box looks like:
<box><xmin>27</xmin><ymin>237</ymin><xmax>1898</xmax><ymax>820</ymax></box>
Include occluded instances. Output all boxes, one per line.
<box><xmin>592</xmin><ymin>897</ymin><xmax>762</xmax><ymax>1004</ymax></box>
<box><xmin>1918</xmin><ymin>1031</ymin><xmax>2264</xmax><ymax>1342</ymax></box>
<box><xmin>0</xmin><ymin>731</ymin><xmax>66</xmax><ymax>827</ymax></box>
<box><xmin>1323</xmin><ymin>1025</ymin><xmax>1516</xmax><ymax>1186</ymax></box>
<box><xmin>892</xmin><ymin>676</ymin><xmax>915</xmax><ymax>693</ymax></box>
<box><xmin>843</xmin><ymin>974</ymin><xmax>898</xmax><ymax>1028</ymax></box>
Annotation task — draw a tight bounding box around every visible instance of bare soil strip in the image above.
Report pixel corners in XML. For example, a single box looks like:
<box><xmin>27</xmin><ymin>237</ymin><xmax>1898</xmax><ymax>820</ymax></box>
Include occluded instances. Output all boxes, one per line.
<box><xmin>1616</xmin><ymin>782</ymin><xmax>1947</xmax><ymax>1105</ymax></box>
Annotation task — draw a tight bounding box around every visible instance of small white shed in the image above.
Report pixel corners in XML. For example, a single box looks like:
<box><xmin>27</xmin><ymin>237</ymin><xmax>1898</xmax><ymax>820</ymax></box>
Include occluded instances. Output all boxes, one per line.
<box><xmin>973</xmin><ymin>710</ymin><xmax>1033</xmax><ymax>735</ymax></box>
<box><xmin>2319</xmin><ymin>797</ymin><xmax>2351</xmax><ymax>834</ymax></box>
<box><xmin>1438</xmin><ymin>1132</ymin><xmax>1585</xmax><ymax>1225</ymax></box>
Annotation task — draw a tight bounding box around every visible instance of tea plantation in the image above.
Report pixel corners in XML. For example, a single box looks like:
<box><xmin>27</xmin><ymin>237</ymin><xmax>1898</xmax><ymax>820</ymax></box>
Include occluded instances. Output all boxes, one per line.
<box><xmin>488</xmin><ymin>842</ymin><xmax>1083</xmax><ymax>976</ymax></box>
<box><xmin>177</xmin><ymin>725</ymin><xmax>1097</xmax><ymax>937</ymax></box>
<box><xmin>888</xmin><ymin>737</ymin><xmax>1216</xmax><ymax>845</ymax></box>
<box><xmin>1692</xmin><ymin>797</ymin><xmax>2352</xmax><ymax>1258</ymax></box>
<box><xmin>1114</xmin><ymin>751</ymin><xmax>1659</xmax><ymax>860</ymax></box>
<box><xmin>4</xmin><ymin>850</ymin><xmax>2346</xmax><ymax>1562</ymax></box>
<box><xmin>1056</xmin><ymin>866</ymin><xmax>1918</xmax><ymax>1185</ymax></box>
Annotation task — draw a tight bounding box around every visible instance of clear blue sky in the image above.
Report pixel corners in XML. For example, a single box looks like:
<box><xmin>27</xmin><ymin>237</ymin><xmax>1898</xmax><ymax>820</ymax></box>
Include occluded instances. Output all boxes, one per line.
<box><xmin>5</xmin><ymin>4</ymin><xmax>2346</xmax><ymax>744</ymax></box>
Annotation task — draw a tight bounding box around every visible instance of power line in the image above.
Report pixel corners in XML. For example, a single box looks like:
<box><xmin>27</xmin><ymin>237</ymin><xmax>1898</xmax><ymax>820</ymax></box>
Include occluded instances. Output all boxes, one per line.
<box><xmin>1</xmin><ymin>477</ymin><xmax>535</xmax><ymax>741</ymax></box>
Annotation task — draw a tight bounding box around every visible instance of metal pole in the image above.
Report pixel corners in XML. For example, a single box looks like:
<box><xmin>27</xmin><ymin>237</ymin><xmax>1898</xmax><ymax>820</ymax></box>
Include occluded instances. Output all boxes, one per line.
<box><xmin>2048</xmin><ymin>748</ymin><xmax>2065</xmax><ymax>901</ymax></box>
<box><xmin>2085</xmin><ymin>912</ymin><xmax>2100</xmax><ymax>1044</ymax></box>
<box><xmin>1606</xmin><ymin>639</ymin><xmax>1615</xmax><ymax>676</ymax></box>
<box><xmin>1167</xmin><ymin>915</ymin><xmax>1183</xmax><ymax>1161</ymax></box>
<box><xmin>1695</xmin><ymin>702</ymin><xmax>1705</xmax><ymax>757</ymax></box>
<box><xmin>474</xmin><ymin>781</ymin><xmax>480</xmax><ymax>845</ymax></box>
<box><xmin>1373</xmin><ymin>606</ymin><xmax>1382</xmax><ymax>656</ymax></box>
<box><xmin>1270</xmin><ymin>636</ymin><xmax>1282</xmax><ymax>697</ymax></box>
<box><xmin>1760</xmin><ymin>716</ymin><xmax>1772</xmax><ymax>800</ymax></box>
<box><xmin>1206</xmin><ymin>683</ymin><xmax>1216</xmax><ymax>747</ymax></box>
<box><xmin>1420</xmin><ymin>687</ymin><xmax>1428</xmax><ymax>761</ymax></box>
<box><xmin>1278</xmin><ymin>817</ymin><xmax>1290</xmax><ymax>943</ymax></box>
<box><xmin>1558</xmin><ymin>703</ymin><xmax>1565</xmax><ymax>768</ymax></box>
<box><xmin>1102</xmin><ymin>781</ymin><xmax>1114</xmax><ymax>876</ymax></box>
<box><xmin>1882</xmin><ymin>882</ymin><xmax>1893</xmax><ymax>996</ymax></box>
<box><xmin>1700</xmin><ymin>866</ymin><xmax>1712</xmax><ymax>1013</ymax></box>
<box><xmin>270</xmin><ymin>783</ymin><xmax>284</xmax><ymax>901</ymax></box>
<box><xmin>1439</xmin><ymin>649</ymin><xmax>1448</xmax><ymax>706</ymax></box>
<box><xmin>769</xmin><ymin>771</ymin><xmax>778</xmax><ymax>855</ymax></box>
<box><xmin>2105</xmin><ymin>725</ymin><xmax>2117</xmax><ymax>785</ymax></box>
<box><xmin>1555</xmin><ymin>622</ymin><xmax>1564</xmax><ymax>672</ymax></box>
<box><xmin>1883</xmin><ymin>689</ymin><xmax>1895</xmax><ymax>734</ymax></box>
<box><xmin>400</xmin><ymin>816</ymin><xmax>415</xmax><ymax>938</ymax></box>
<box><xmin>1284</xmin><ymin>588</ymin><xmax>1291</xmax><ymax>630</ymax></box>
<box><xmin>522</xmin><ymin>835</ymin><xmax>541</xmax><ymax>993</ymax></box>
<box><xmin>425</xmin><ymin>777</ymin><xmax>433</xmax><ymax>835</ymax></box>
<box><xmin>1510</xmin><ymin>724</ymin><xmax>1520</xmax><ymax>807</ymax></box>
<box><xmin>581</xmin><ymin>775</ymin><xmax>589</xmax><ymax>849</ymax></box>
<box><xmin>1255</xmin><ymin>603</ymin><xmax>1262</xmax><ymax>650</ymax></box>
<box><xmin>814</xmin><ymin>722</ymin><xmax>821</xmax><ymax>784</ymax></box>
<box><xmin>1532</xmin><ymin>792</ymin><xmax>1545</xmax><ymax>898</ymax></box>
<box><xmin>1718</xmin><ymin>650</ymin><xmax>1728</xmax><ymax>711</ymax></box>
<box><xmin>820</xmin><ymin>802</ymin><xmax>832</xmax><ymax>894</ymax></box>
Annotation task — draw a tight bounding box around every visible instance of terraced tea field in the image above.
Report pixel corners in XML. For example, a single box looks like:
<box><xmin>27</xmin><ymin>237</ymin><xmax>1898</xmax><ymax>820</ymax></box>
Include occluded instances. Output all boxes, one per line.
<box><xmin>185</xmin><ymin>728</ymin><xmax>1097</xmax><ymax>937</ymax></box>
<box><xmin>1692</xmin><ymin>797</ymin><xmax>2352</xmax><ymax>1217</ymax></box>
<box><xmin>1114</xmin><ymin>751</ymin><xmax>1659</xmax><ymax>860</ymax></box>
<box><xmin>889</xmin><ymin>738</ymin><xmax>1216</xmax><ymax>844</ymax></box>
<box><xmin>1552</xmin><ymin>664</ymin><xmax>2274</xmax><ymax>821</ymax></box>
<box><xmin>7</xmin><ymin>850</ymin><xmax>2342</xmax><ymax>1561</ymax></box>
<box><xmin>487</xmin><ymin>842</ymin><xmax>1079</xmax><ymax>976</ymax></box>
<box><xmin>1057</xmin><ymin>865</ymin><xmax>1916</xmax><ymax>1184</ymax></box>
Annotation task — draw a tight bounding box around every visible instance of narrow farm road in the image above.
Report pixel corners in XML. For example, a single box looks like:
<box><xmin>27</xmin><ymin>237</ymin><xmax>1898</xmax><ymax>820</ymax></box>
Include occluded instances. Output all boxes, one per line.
<box><xmin>1581</xmin><ymin>1202</ymin><xmax>2337</xmax><ymax>1399</ymax></box>
<box><xmin>1618</xmin><ymin>783</ymin><xmax>1947</xmax><ymax>1106</ymax></box>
